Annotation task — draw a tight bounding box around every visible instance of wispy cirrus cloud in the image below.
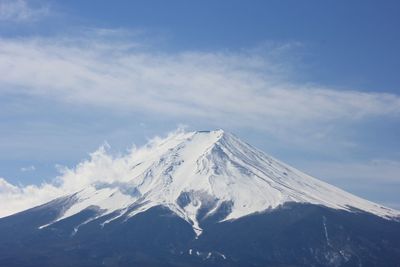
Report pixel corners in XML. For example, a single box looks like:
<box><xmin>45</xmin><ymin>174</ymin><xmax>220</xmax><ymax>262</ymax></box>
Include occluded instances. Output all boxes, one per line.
<box><xmin>0</xmin><ymin>0</ymin><xmax>49</xmax><ymax>22</ymax></box>
<box><xmin>20</xmin><ymin>165</ymin><xmax>35</xmax><ymax>172</ymax></box>
<box><xmin>0</xmin><ymin>32</ymin><xmax>399</xmax><ymax>140</ymax></box>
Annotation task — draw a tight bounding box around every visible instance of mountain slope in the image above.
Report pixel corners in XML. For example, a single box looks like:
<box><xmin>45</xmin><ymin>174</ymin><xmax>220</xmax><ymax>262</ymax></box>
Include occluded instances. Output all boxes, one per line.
<box><xmin>1</xmin><ymin>201</ymin><xmax>400</xmax><ymax>267</ymax></box>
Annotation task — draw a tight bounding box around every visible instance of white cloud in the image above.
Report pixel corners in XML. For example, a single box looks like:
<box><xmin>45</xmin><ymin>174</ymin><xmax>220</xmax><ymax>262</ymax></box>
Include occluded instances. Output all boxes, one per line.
<box><xmin>0</xmin><ymin>177</ymin><xmax>20</xmax><ymax>194</ymax></box>
<box><xmin>0</xmin><ymin>146</ymin><xmax>130</xmax><ymax>217</ymax></box>
<box><xmin>0</xmin><ymin>33</ymin><xmax>399</xmax><ymax>140</ymax></box>
<box><xmin>0</xmin><ymin>177</ymin><xmax>62</xmax><ymax>217</ymax></box>
<box><xmin>20</xmin><ymin>165</ymin><xmax>35</xmax><ymax>172</ymax></box>
<box><xmin>0</xmin><ymin>0</ymin><xmax>49</xmax><ymax>22</ymax></box>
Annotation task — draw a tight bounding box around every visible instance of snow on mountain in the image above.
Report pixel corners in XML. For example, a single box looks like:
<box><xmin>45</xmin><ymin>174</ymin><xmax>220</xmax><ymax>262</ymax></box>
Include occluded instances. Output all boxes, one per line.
<box><xmin>40</xmin><ymin>130</ymin><xmax>400</xmax><ymax>234</ymax></box>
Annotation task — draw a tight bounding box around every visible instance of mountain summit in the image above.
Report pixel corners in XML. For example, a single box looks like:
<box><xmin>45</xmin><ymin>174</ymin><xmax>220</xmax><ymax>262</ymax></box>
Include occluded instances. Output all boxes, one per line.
<box><xmin>39</xmin><ymin>129</ymin><xmax>399</xmax><ymax>235</ymax></box>
<box><xmin>1</xmin><ymin>130</ymin><xmax>399</xmax><ymax>267</ymax></box>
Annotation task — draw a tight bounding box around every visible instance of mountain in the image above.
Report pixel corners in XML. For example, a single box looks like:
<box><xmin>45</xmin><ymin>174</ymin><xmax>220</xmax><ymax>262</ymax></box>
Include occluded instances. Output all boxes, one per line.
<box><xmin>0</xmin><ymin>130</ymin><xmax>399</xmax><ymax>267</ymax></box>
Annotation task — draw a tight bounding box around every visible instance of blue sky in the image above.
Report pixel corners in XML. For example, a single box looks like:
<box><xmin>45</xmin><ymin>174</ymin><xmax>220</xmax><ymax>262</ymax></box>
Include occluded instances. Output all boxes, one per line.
<box><xmin>0</xmin><ymin>0</ymin><xmax>399</xmax><ymax>212</ymax></box>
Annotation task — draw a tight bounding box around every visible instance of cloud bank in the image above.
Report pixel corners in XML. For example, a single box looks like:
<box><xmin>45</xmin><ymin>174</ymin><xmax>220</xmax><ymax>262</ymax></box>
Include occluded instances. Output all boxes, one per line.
<box><xmin>0</xmin><ymin>143</ymin><xmax>139</xmax><ymax>218</ymax></box>
<box><xmin>0</xmin><ymin>32</ymin><xmax>399</xmax><ymax>139</ymax></box>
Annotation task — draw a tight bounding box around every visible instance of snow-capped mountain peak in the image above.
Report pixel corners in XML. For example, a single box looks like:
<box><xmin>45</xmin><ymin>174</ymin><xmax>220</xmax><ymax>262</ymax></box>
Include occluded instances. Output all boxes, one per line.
<box><xmin>40</xmin><ymin>130</ymin><xmax>400</xmax><ymax>234</ymax></box>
